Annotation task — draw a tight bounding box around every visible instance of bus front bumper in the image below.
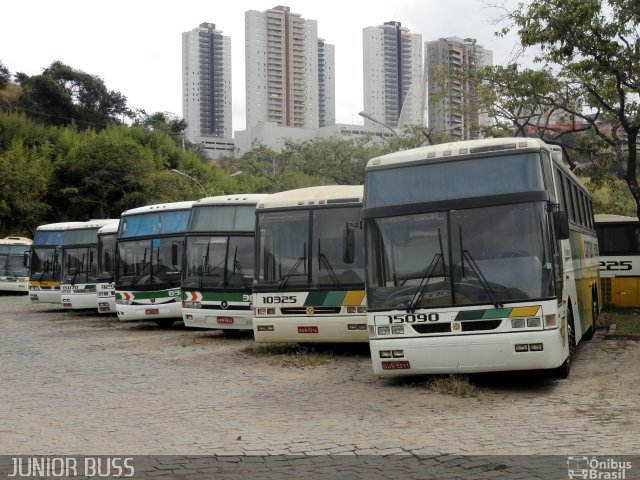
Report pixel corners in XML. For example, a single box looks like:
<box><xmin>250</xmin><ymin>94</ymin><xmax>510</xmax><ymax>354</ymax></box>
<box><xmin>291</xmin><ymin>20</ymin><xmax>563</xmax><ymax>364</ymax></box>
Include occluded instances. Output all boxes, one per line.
<box><xmin>182</xmin><ymin>309</ymin><xmax>253</xmax><ymax>330</ymax></box>
<box><xmin>116</xmin><ymin>302</ymin><xmax>182</xmax><ymax>322</ymax></box>
<box><xmin>369</xmin><ymin>329</ymin><xmax>565</xmax><ymax>376</ymax></box>
<box><xmin>253</xmin><ymin>315</ymin><xmax>368</xmax><ymax>343</ymax></box>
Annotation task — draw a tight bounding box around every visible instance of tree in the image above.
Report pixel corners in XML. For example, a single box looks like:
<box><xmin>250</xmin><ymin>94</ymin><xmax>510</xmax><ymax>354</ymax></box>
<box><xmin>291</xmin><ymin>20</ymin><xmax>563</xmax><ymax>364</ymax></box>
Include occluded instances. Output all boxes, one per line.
<box><xmin>496</xmin><ymin>0</ymin><xmax>640</xmax><ymax>216</ymax></box>
<box><xmin>0</xmin><ymin>61</ymin><xmax>9</xmax><ymax>89</ymax></box>
<box><xmin>18</xmin><ymin>61</ymin><xmax>130</xmax><ymax>128</ymax></box>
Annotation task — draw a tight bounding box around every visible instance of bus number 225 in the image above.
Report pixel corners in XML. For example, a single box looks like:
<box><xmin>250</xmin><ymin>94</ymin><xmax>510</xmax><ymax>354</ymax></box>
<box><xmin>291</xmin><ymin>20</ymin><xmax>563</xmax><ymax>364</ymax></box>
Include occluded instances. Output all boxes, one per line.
<box><xmin>600</xmin><ymin>260</ymin><xmax>632</xmax><ymax>271</ymax></box>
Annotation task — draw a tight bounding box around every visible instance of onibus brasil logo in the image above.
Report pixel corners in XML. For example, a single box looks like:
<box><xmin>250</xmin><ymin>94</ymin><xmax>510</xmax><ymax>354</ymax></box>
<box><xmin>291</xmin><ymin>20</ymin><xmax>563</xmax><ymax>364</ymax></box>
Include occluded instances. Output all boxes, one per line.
<box><xmin>567</xmin><ymin>456</ymin><xmax>632</xmax><ymax>479</ymax></box>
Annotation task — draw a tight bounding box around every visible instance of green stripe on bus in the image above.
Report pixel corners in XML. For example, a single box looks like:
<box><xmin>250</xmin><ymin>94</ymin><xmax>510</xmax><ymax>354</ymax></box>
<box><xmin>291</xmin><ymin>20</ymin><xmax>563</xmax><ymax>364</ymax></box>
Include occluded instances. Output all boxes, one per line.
<box><xmin>482</xmin><ymin>308</ymin><xmax>512</xmax><ymax>319</ymax></box>
<box><xmin>304</xmin><ymin>291</ymin><xmax>328</xmax><ymax>306</ymax></box>
<box><xmin>455</xmin><ymin>310</ymin><xmax>486</xmax><ymax>320</ymax></box>
<box><xmin>201</xmin><ymin>292</ymin><xmax>248</xmax><ymax>302</ymax></box>
<box><xmin>323</xmin><ymin>291</ymin><xmax>347</xmax><ymax>306</ymax></box>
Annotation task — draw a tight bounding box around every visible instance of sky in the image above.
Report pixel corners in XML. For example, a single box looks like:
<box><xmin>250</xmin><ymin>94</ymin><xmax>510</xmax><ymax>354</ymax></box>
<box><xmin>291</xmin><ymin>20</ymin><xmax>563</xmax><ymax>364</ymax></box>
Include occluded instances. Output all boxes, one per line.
<box><xmin>2</xmin><ymin>0</ymin><xmax>527</xmax><ymax>132</ymax></box>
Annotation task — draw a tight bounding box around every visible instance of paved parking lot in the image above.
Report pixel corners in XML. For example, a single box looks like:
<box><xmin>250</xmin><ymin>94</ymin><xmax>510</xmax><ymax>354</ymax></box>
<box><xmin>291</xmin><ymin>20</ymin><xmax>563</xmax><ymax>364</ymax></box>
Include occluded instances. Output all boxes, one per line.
<box><xmin>0</xmin><ymin>294</ymin><xmax>639</xmax><ymax>477</ymax></box>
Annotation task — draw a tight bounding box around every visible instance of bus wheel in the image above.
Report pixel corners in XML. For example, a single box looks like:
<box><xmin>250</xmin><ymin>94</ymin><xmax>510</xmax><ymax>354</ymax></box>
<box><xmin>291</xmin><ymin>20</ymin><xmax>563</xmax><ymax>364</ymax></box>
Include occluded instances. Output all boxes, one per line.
<box><xmin>555</xmin><ymin>311</ymin><xmax>576</xmax><ymax>379</ymax></box>
<box><xmin>155</xmin><ymin>319</ymin><xmax>175</xmax><ymax>328</ymax></box>
<box><xmin>583</xmin><ymin>298</ymin><xmax>597</xmax><ymax>341</ymax></box>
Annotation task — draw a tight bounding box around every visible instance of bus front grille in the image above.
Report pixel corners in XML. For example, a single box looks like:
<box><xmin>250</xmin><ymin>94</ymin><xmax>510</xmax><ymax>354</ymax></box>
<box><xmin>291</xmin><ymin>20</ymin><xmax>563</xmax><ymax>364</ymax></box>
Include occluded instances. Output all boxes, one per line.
<box><xmin>281</xmin><ymin>307</ymin><xmax>342</xmax><ymax>315</ymax></box>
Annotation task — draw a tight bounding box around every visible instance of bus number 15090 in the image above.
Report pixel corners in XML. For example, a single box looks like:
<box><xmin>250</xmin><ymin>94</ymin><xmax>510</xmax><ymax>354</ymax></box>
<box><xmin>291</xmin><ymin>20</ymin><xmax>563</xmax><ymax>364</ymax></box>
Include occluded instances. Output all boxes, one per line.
<box><xmin>376</xmin><ymin>313</ymin><xmax>440</xmax><ymax>324</ymax></box>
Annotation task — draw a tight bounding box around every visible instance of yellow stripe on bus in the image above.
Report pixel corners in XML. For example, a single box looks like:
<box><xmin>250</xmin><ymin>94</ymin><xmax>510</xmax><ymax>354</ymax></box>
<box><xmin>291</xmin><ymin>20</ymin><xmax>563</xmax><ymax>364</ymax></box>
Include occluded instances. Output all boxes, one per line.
<box><xmin>509</xmin><ymin>306</ymin><xmax>541</xmax><ymax>317</ymax></box>
<box><xmin>342</xmin><ymin>291</ymin><xmax>366</xmax><ymax>306</ymax></box>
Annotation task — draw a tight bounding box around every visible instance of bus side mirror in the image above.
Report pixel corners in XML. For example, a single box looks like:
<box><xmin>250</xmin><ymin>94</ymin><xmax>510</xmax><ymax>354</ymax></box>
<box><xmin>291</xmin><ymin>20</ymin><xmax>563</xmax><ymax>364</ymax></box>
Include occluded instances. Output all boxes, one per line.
<box><xmin>553</xmin><ymin>211</ymin><xmax>570</xmax><ymax>240</ymax></box>
<box><xmin>89</xmin><ymin>251</ymin><xmax>94</xmax><ymax>264</ymax></box>
<box><xmin>344</xmin><ymin>221</ymin><xmax>361</xmax><ymax>264</ymax></box>
<box><xmin>344</xmin><ymin>228</ymin><xmax>355</xmax><ymax>264</ymax></box>
<box><xmin>171</xmin><ymin>243</ymin><xmax>179</xmax><ymax>265</ymax></box>
<box><xmin>24</xmin><ymin>251</ymin><xmax>31</xmax><ymax>269</ymax></box>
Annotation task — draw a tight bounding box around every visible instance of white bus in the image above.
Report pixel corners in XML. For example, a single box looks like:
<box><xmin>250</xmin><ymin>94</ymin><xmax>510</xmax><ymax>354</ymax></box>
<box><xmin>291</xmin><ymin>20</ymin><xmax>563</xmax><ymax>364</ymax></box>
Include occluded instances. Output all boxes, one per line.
<box><xmin>96</xmin><ymin>222</ymin><xmax>119</xmax><ymax>314</ymax></box>
<box><xmin>181</xmin><ymin>194</ymin><xmax>267</xmax><ymax>330</ymax></box>
<box><xmin>29</xmin><ymin>222</ymin><xmax>85</xmax><ymax>304</ymax></box>
<box><xmin>253</xmin><ymin>186</ymin><xmax>367</xmax><ymax>343</ymax></box>
<box><xmin>364</xmin><ymin>138</ymin><xmax>599</xmax><ymax>378</ymax></box>
<box><xmin>0</xmin><ymin>237</ymin><xmax>32</xmax><ymax>293</ymax></box>
<box><xmin>59</xmin><ymin>219</ymin><xmax>119</xmax><ymax>310</ymax></box>
<box><xmin>115</xmin><ymin>201</ymin><xmax>194</xmax><ymax>326</ymax></box>
<box><xmin>595</xmin><ymin>214</ymin><xmax>640</xmax><ymax>308</ymax></box>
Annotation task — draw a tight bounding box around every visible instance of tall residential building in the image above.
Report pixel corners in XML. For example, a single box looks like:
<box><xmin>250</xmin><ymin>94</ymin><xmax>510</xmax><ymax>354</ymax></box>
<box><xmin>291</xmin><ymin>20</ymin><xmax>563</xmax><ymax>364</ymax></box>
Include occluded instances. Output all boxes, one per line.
<box><xmin>318</xmin><ymin>38</ymin><xmax>335</xmax><ymax>127</ymax></box>
<box><xmin>425</xmin><ymin>36</ymin><xmax>493</xmax><ymax>140</ymax></box>
<box><xmin>245</xmin><ymin>6</ymin><xmax>334</xmax><ymax>130</ymax></box>
<box><xmin>182</xmin><ymin>22</ymin><xmax>232</xmax><ymax>142</ymax></box>
<box><xmin>363</xmin><ymin>21</ymin><xmax>423</xmax><ymax>129</ymax></box>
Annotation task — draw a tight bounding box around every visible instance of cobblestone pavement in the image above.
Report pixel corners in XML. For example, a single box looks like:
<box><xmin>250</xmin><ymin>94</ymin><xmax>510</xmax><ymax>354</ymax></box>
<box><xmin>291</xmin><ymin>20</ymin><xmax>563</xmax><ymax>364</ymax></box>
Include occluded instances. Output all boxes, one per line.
<box><xmin>0</xmin><ymin>294</ymin><xmax>639</xmax><ymax>478</ymax></box>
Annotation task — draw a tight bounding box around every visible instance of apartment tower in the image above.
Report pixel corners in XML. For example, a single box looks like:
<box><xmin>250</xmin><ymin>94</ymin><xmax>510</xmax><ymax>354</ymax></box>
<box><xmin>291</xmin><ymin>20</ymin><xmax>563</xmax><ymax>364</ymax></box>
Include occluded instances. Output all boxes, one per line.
<box><xmin>182</xmin><ymin>23</ymin><xmax>232</xmax><ymax>142</ymax></box>
<box><xmin>245</xmin><ymin>6</ymin><xmax>334</xmax><ymax>130</ymax></box>
<box><xmin>363</xmin><ymin>21</ymin><xmax>423</xmax><ymax>129</ymax></box>
<box><xmin>425</xmin><ymin>37</ymin><xmax>493</xmax><ymax>139</ymax></box>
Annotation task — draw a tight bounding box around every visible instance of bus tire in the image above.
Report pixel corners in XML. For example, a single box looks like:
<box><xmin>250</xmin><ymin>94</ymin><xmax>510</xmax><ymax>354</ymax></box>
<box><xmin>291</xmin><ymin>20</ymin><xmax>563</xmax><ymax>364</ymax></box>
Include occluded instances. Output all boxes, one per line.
<box><xmin>555</xmin><ymin>310</ymin><xmax>576</xmax><ymax>379</ymax></box>
<box><xmin>155</xmin><ymin>319</ymin><xmax>175</xmax><ymax>328</ymax></box>
<box><xmin>583</xmin><ymin>295</ymin><xmax>598</xmax><ymax>341</ymax></box>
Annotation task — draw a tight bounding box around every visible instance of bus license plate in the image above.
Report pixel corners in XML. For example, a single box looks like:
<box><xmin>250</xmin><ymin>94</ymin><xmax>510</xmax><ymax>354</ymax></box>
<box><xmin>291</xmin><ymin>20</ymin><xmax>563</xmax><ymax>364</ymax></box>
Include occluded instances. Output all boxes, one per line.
<box><xmin>145</xmin><ymin>308</ymin><xmax>159</xmax><ymax>315</ymax></box>
<box><xmin>217</xmin><ymin>316</ymin><xmax>234</xmax><ymax>324</ymax></box>
<box><xmin>381</xmin><ymin>360</ymin><xmax>411</xmax><ymax>370</ymax></box>
<box><xmin>298</xmin><ymin>326</ymin><xmax>318</xmax><ymax>334</ymax></box>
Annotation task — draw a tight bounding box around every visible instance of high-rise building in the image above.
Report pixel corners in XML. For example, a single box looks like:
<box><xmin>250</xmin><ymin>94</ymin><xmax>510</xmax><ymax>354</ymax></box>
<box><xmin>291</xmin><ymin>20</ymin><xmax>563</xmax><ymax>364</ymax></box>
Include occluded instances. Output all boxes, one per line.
<box><xmin>362</xmin><ymin>21</ymin><xmax>423</xmax><ymax>129</ymax></box>
<box><xmin>425</xmin><ymin>37</ymin><xmax>493</xmax><ymax>140</ymax></box>
<box><xmin>318</xmin><ymin>38</ymin><xmax>335</xmax><ymax>128</ymax></box>
<box><xmin>182</xmin><ymin>23</ymin><xmax>232</xmax><ymax>143</ymax></box>
<box><xmin>245</xmin><ymin>6</ymin><xmax>334</xmax><ymax>130</ymax></box>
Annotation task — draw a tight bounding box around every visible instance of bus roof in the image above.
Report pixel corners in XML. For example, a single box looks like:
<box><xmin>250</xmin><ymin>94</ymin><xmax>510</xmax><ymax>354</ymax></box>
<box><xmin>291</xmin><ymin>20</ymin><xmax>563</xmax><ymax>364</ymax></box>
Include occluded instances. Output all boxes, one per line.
<box><xmin>594</xmin><ymin>214</ymin><xmax>639</xmax><ymax>223</ymax></box>
<box><xmin>67</xmin><ymin>219</ymin><xmax>119</xmax><ymax>231</ymax></box>
<box><xmin>97</xmin><ymin>222</ymin><xmax>120</xmax><ymax>235</ymax></box>
<box><xmin>120</xmin><ymin>201</ymin><xmax>195</xmax><ymax>217</ymax></box>
<box><xmin>193</xmin><ymin>194</ymin><xmax>269</xmax><ymax>207</ymax></box>
<box><xmin>366</xmin><ymin>137</ymin><xmax>554</xmax><ymax>169</ymax></box>
<box><xmin>0</xmin><ymin>237</ymin><xmax>32</xmax><ymax>246</ymax></box>
<box><xmin>35</xmin><ymin>221</ymin><xmax>86</xmax><ymax>232</ymax></box>
<box><xmin>257</xmin><ymin>185</ymin><xmax>363</xmax><ymax>210</ymax></box>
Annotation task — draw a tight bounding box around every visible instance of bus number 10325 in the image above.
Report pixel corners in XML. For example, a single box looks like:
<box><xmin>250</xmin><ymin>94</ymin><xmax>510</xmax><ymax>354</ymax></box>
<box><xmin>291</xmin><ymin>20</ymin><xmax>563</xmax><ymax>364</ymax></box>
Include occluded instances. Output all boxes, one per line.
<box><xmin>376</xmin><ymin>313</ymin><xmax>440</xmax><ymax>324</ymax></box>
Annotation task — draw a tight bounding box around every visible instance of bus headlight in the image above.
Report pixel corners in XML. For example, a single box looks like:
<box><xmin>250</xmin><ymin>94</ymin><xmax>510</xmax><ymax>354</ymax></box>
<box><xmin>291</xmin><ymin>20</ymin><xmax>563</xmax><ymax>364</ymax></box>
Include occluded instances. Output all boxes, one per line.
<box><xmin>346</xmin><ymin>306</ymin><xmax>357</xmax><ymax>314</ymax></box>
<box><xmin>527</xmin><ymin>317</ymin><xmax>541</xmax><ymax>327</ymax></box>
<box><xmin>511</xmin><ymin>318</ymin><xmax>525</xmax><ymax>328</ymax></box>
<box><xmin>357</xmin><ymin>306</ymin><xmax>367</xmax><ymax>313</ymax></box>
<box><xmin>377</xmin><ymin>326</ymin><xmax>391</xmax><ymax>335</ymax></box>
<box><xmin>391</xmin><ymin>325</ymin><xmax>404</xmax><ymax>335</ymax></box>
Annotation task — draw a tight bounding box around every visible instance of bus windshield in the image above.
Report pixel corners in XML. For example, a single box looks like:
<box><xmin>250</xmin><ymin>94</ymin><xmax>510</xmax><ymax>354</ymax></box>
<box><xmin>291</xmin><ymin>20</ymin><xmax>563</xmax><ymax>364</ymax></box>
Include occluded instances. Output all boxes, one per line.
<box><xmin>256</xmin><ymin>206</ymin><xmax>365</xmax><ymax>289</ymax></box>
<box><xmin>366</xmin><ymin>202</ymin><xmax>554</xmax><ymax>310</ymax></box>
<box><xmin>183</xmin><ymin>236</ymin><xmax>254</xmax><ymax>291</ymax></box>
<box><xmin>30</xmin><ymin>247</ymin><xmax>60</xmax><ymax>282</ymax></box>
<box><xmin>0</xmin><ymin>254</ymin><xmax>29</xmax><ymax>277</ymax></box>
<box><xmin>63</xmin><ymin>247</ymin><xmax>98</xmax><ymax>285</ymax></box>
<box><xmin>97</xmin><ymin>233</ymin><xmax>116</xmax><ymax>282</ymax></box>
<box><xmin>116</xmin><ymin>237</ymin><xmax>183</xmax><ymax>289</ymax></box>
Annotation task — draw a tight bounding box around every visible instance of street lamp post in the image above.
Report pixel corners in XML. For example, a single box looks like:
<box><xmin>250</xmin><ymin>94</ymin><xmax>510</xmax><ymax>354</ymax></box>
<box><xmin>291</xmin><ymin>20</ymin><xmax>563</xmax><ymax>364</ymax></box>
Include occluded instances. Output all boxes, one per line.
<box><xmin>170</xmin><ymin>169</ymin><xmax>208</xmax><ymax>197</ymax></box>
<box><xmin>359</xmin><ymin>111</ymin><xmax>401</xmax><ymax>139</ymax></box>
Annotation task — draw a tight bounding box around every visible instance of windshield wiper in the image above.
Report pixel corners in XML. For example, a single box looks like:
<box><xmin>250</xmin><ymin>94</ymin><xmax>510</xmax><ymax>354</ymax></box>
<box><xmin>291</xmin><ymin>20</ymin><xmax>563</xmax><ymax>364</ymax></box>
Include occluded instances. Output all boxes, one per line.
<box><xmin>459</xmin><ymin>226</ymin><xmax>503</xmax><ymax>308</ymax></box>
<box><xmin>408</xmin><ymin>228</ymin><xmax>445</xmax><ymax>312</ymax></box>
<box><xmin>317</xmin><ymin>239</ymin><xmax>342</xmax><ymax>288</ymax></box>
<box><xmin>232</xmin><ymin>246</ymin><xmax>252</xmax><ymax>292</ymax></box>
<box><xmin>279</xmin><ymin>243</ymin><xmax>307</xmax><ymax>289</ymax></box>
<box><xmin>200</xmin><ymin>241</ymin><xmax>211</xmax><ymax>290</ymax></box>
<box><xmin>132</xmin><ymin>248</ymin><xmax>148</xmax><ymax>286</ymax></box>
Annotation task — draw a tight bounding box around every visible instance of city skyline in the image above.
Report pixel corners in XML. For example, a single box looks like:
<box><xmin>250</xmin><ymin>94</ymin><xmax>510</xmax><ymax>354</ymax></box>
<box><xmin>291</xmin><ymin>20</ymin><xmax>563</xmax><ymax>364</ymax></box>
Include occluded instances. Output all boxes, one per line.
<box><xmin>1</xmin><ymin>0</ymin><xmax>528</xmax><ymax>133</ymax></box>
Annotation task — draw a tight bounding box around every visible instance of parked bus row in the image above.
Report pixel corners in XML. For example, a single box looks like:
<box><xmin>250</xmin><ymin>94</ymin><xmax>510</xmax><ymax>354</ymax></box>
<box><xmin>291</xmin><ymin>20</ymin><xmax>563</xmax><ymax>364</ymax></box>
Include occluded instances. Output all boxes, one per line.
<box><xmin>16</xmin><ymin>137</ymin><xmax>603</xmax><ymax>379</ymax></box>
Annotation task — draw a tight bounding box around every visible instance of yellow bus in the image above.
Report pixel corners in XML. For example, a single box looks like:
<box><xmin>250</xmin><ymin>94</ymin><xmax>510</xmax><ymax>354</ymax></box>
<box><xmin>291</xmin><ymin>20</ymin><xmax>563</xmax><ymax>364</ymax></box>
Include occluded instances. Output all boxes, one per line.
<box><xmin>595</xmin><ymin>214</ymin><xmax>640</xmax><ymax>307</ymax></box>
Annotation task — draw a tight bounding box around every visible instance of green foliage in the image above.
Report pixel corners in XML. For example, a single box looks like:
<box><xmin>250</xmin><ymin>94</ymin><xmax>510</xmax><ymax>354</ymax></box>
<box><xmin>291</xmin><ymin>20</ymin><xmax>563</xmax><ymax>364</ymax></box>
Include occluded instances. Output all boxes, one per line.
<box><xmin>497</xmin><ymin>0</ymin><xmax>640</xmax><ymax>215</ymax></box>
<box><xmin>0</xmin><ymin>61</ymin><xmax>9</xmax><ymax>90</ymax></box>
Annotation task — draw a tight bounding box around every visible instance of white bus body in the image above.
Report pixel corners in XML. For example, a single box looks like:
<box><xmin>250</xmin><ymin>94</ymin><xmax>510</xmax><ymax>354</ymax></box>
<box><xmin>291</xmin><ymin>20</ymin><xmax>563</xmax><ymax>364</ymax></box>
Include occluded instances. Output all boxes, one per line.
<box><xmin>181</xmin><ymin>194</ymin><xmax>267</xmax><ymax>330</ymax></box>
<box><xmin>115</xmin><ymin>201</ymin><xmax>194</xmax><ymax>326</ymax></box>
<box><xmin>96</xmin><ymin>222</ymin><xmax>119</xmax><ymax>314</ymax></box>
<box><xmin>364</xmin><ymin>138</ymin><xmax>599</xmax><ymax>377</ymax></box>
<box><xmin>60</xmin><ymin>219</ymin><xmax>119</xmax><ymax>310</ymax></box>
<box><xmin>253</xmin><ymin>186</ymin><xmax>368</xmax><ymax>343</ymax></box>
<box><xmin>29</xmin><ymin>222</ymin><xmax>85</xmax><ymax>304</ymax></box>
<box><xmin>0</xmin><ymin>237</ymin><xmax>32</xmax><ymax>293</ymax></box>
